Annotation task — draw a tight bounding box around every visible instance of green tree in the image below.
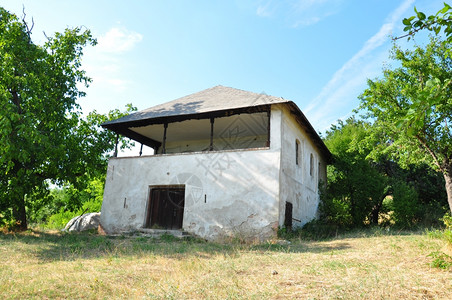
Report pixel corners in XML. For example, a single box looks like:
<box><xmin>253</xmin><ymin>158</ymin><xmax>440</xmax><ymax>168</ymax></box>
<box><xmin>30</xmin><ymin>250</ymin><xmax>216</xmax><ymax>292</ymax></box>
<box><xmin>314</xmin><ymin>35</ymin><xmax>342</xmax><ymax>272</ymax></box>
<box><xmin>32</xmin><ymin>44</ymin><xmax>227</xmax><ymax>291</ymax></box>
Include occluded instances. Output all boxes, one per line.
<box><xmin>25</xmin><ymin>105</ymin><xmax>136</xmax><ymax>227</ymax></box>
<box><xmin>400</xmin><ymin>3</ymin><xmax>452</xmax><ymax>46</ymax></box>
<box><xmin>0</xmin><ymin>7</ymin><xmax>134</xmax><ymax>230</ymax></box>
<box><xmin>322</xmin><ymin>118</ymin><xmax>389</xmax><ymax>226</ymax></box>
<box><xmin>321</xmin><ymin>118</ymin><xmax>445</xmax><ymax>227</ymax></box>
<box><xmin>358</xmin><ymin>37</ymin><xmax>452</xmax><ymax>214</ymax></box>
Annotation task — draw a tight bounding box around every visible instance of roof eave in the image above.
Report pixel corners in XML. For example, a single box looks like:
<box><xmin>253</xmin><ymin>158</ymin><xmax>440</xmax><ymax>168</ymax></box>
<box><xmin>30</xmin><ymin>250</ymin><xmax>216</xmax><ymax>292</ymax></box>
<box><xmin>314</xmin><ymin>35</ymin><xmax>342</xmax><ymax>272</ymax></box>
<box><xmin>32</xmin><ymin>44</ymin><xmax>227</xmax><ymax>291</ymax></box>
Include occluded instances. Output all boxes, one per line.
<box><xmin>286</xmin><ymin>101</ymin><xmax>332</xmax><ymax>163</ymax></box>
<box><xmin>101</xmin><ymin>104</ymin><xmax>272</xmax><ymax>129</ymax></box>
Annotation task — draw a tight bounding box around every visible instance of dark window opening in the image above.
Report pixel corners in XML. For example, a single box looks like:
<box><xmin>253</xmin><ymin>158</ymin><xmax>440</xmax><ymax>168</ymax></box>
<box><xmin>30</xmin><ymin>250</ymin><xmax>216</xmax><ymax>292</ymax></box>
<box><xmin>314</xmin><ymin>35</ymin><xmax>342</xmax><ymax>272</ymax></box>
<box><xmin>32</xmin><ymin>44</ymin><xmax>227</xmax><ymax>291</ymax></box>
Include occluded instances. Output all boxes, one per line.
<box><xmin>310</xmin><ymin>153</ymin><xmax>314</xmax><ymax>176</ymax></box>
<box><xmin>284</xmin><ymin>202</ymin><xmax>293</xmax><ymax>230</ymax></box>
<box><xmin>295</xmin><ymin>139</ymin><xmax>300</xmax><ymax>165</ymax></box>
<box><xmin>318</xmin><ymin>162</ymin><xmax>321</xmax><ymax>182</ymax></box>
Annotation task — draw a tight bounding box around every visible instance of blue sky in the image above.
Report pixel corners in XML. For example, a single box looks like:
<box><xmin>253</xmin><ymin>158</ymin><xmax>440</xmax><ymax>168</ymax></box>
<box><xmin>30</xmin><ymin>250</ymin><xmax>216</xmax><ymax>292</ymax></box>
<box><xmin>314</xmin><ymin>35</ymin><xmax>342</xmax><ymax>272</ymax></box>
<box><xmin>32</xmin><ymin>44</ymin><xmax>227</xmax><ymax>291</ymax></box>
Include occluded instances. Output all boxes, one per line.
<box><xmin>0</xmin><ymin>0</ymin><xmax>445</xmax><ymax>135</ymax></box>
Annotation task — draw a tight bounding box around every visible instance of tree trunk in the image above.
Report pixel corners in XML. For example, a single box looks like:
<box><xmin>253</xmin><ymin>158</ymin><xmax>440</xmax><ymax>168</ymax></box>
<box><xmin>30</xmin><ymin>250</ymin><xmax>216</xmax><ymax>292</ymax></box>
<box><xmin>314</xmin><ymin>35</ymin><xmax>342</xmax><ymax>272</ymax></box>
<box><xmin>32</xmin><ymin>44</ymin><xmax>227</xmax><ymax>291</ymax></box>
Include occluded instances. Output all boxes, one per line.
<box><xmin>371</xmin><ymin>204</ymin><xmax>381</xmax><ymax>225</ymax></box>
<box><xmin>371</xmin><ymin>209</ymin><xmax>379</xmax><ymax>225</ymax></box>
<box><xmin>371</xmin><ymin>191</ymin><xmax>391</xmax><ymax>225</ymax></box>
<box><xmin>10</xmin><ymin>160</ymin><xmax>28</xmax><ymax>231</ymax></box>
<box><xmin>445</xmin><ymin>165</ymin><xmax>452</xmax><ymax>215</ymax></box>
<box><xmin>13</xmin><ymin>196</ymin><xmax>28</xmax><ymax>231</ymax></box>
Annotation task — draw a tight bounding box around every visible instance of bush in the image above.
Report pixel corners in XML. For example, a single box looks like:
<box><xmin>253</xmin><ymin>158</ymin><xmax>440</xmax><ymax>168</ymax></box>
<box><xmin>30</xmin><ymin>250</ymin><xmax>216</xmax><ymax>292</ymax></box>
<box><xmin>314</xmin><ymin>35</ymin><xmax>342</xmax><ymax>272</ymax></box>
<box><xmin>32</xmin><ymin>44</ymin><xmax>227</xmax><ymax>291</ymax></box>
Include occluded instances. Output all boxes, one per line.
<box><xmin>441</xmin><ymin>213</ymin><xmax>452</xmax><ymax>230</ymax></box>
<box><xmin>428</xmin><ymin>251</ymin><xmax>452</xmax><ymax>270</ymax></box>
<box><xmin>319</xmin><ymin>196</ymin><xmax>353</xmax><ymax>227</ymax></box>
<box><xmin>426</xmin><ymin>213</ymin><xmax>452</xmax><ymax>270</ymax></box>
<box><xmin>277</xmin><ymin>220</ymin><xmax>341</xmax><ymax>241</ymax></box>
<box><xmin>44</xmin><ymin>209</ymin><xmax>79</xmax><ymax>230</ymax></box>
<box><xmin>43</xmin><ymin>197</ymin><xmax>103</xmax><ymax>230</ymax></box>
<box><xmin>318</xmin><ymin>184</ymin><xmax>353</xmax><ymax>228</ymax></box>
<box><xmin>418</xmin><ymin>201</ymin><xmax>447</xmax><ymax>228</ymax></box>
<box><xmin>389</xmin><ymin>182</ymin><xmax>420</xmax><ymax>227</ymax></box>
<box><xmin>29</xmin><ymin>176</ymin><xmax>105</xmax><ymax>229</ymax></box>
<box><xmin>300</xmin><ymin>219</ymin><xmax>341</xmax><ymax>240</ymax></box>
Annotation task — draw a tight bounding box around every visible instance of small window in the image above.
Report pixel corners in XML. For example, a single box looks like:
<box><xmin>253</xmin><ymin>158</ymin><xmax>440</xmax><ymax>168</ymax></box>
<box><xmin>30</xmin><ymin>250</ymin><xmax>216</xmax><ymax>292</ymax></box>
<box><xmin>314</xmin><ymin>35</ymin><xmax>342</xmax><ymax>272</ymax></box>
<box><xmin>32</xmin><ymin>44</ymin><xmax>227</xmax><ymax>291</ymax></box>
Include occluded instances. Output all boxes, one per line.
<box><xmin>284</xmin><ymin>202</ymin><xmax>293</xmax><ymax>229</ymax></box>
<box><xmin>310</xmin><ymin>153</ymin><xmax>314</xmax><ymax>176</ymax></box>
<box><xmin>318</xmin><ymin>162</ymin><xmax>321</xmax><ymax>182</ymax></box>
<box><xmin>295</xmin><ymin>139</ymin><xmax>300</xmax><ymax>165</ymax></box>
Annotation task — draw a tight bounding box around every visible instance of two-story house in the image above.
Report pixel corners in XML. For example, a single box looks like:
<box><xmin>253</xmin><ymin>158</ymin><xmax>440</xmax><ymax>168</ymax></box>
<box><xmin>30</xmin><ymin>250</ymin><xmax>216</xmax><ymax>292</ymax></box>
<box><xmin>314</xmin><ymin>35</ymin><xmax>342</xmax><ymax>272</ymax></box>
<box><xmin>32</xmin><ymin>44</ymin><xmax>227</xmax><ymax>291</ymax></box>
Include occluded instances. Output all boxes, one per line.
<box><xmin>99</xmin><ymin>85</ymin><xmax>331</xmax><ymax>241</ymax></box>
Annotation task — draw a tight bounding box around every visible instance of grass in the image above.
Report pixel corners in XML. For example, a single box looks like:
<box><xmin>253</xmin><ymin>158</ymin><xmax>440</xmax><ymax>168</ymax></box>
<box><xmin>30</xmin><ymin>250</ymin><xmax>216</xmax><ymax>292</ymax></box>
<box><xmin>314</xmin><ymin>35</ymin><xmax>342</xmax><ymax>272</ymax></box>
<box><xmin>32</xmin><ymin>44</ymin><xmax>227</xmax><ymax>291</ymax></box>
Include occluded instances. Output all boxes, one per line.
<box><xmin>0</xmin><ymin>228</ymin><xmax>451</xmax><ymax>299</ymax></box>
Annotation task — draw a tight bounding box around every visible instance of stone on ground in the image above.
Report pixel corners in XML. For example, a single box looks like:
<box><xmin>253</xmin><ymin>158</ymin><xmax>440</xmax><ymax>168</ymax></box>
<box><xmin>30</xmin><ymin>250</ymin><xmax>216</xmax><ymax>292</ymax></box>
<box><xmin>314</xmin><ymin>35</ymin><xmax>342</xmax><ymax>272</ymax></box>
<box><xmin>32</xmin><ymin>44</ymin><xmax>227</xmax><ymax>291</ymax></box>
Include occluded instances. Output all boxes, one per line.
<box><xmin>64</xmin><ymin>212</ymin><xmax>101</xmax><ymax>232</ymax></box>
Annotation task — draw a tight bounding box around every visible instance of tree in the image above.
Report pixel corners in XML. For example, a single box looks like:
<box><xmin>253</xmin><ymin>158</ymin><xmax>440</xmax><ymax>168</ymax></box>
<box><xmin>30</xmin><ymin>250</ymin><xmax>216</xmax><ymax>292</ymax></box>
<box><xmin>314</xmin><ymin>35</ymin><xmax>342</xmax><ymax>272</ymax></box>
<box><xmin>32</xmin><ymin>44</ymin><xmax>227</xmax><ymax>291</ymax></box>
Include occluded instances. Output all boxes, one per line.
<box><xmin>322</xmin><ymin>118</ymin><xmax>389</xmax><ymax>226</ymax></box>
<box><xmin>321</xmin><ymin>118</ymin><xmax>444</xmax><ymax>227</ymax></box>
<box><xmin>358</xmin><ymin>37</ymin><xmax>452</xmax><ymax>214</ymax></box>
<box><xmin>0</xmin><ymin>7</ymin><xmax>134</xmax><ymax>230</ymax></box>
<box><xmin>28</xmin><ymin>104</ymin><xmax>136</xmax><ymax>227</ymax></box>
<box><xmin>399</xmin><ymin>3</ymin><xmax>452</xmax><ymax>46</ymax></box>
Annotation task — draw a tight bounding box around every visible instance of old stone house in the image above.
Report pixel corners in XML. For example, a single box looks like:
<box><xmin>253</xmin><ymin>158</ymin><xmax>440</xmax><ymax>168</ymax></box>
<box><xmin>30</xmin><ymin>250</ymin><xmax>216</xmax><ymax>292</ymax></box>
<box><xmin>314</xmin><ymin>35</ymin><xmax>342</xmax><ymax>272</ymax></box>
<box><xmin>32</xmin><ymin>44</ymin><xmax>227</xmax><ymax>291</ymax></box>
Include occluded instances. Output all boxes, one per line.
<box><xmin>99</xmin><ymin>86</ymin><xmax>331</xmax><ymax>240</ymax></box>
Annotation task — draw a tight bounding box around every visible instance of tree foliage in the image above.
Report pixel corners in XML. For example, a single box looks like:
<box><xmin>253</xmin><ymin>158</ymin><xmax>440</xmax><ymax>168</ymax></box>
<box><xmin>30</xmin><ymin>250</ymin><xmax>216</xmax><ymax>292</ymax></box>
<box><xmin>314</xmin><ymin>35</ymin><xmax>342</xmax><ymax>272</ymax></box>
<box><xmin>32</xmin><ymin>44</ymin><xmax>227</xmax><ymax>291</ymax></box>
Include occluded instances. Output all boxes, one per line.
<box><xmin>400</xmin><ymin>3</ymin><xmax>452</xmax><ymax>47</ymax></box>
<box><xmin>321</xmin><ymin>117</ymin><xmax>446</xmax><ymax>228</ymax></box>
<box><xmin>358</xmin><ymin>37</ymin><xmax>452</xmax><ymax>214</ymax></box>
<box><xmin>0</xmin><ymin>7</ymin><xmax>135</xmax><ymax>229</ymax></box>
<box><xmin>321</xmin><ymin>118</ymin><xmax>389</xmax><ymax>227</ymax></box>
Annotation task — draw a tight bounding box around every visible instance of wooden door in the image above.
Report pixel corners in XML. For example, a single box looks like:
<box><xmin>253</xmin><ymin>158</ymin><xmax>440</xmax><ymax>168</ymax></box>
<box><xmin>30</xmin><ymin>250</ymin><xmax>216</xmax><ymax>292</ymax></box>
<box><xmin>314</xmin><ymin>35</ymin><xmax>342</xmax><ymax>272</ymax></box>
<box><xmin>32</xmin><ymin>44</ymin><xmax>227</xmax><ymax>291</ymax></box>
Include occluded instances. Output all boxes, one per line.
<box><xmin>284</xmin><ymin>201</ymin><xmax>293</xmax><ymax>230</ymax></box>
<box><xmin>147</xmin><ymin>187</ymin><xmax>185</xmax><ymax>230</ymax></box>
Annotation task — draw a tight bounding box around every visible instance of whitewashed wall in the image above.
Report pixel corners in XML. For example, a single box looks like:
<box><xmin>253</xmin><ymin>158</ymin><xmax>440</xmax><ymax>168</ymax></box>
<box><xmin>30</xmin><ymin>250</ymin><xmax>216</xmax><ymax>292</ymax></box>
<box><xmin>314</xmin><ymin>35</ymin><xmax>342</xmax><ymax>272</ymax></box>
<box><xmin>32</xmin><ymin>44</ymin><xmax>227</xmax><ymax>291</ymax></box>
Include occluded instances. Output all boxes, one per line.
<box><xmin>100</xmin><ymin>109</ymin><xmax>282</xmax><ymax>241</ymax></box>
<box><xmin>278</xmin><ymin>105</ymin><xmax>327</xmax><ymax>228</ymax></box>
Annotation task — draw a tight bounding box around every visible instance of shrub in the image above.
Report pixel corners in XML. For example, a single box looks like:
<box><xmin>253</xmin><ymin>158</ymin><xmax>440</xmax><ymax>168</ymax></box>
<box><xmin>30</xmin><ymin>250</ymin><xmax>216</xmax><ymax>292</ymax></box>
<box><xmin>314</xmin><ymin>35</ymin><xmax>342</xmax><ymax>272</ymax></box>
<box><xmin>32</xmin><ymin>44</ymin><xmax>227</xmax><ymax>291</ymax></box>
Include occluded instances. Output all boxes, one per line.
<box><xmin>428</xmin><ymin>251</ymin><xmax>452</xmax><ymax>270</ymax></box>
<box><xmin>43</xmin><ymin>197</ymin><xmax>103</xmax><ymax>230</ymax></box>
<box><xmin>277</xmin><ymin>220</ymin><xmax>341</xmax><ymax>241</ymax></box>
<box><xmin>45</xmin><ymin>209</ymin><xmax>79</xmax><ymax>229</ymax></box>
<box><xmin>300</xmin><ymin>219</ymin><xmax>341</xmax><ymax>240</ymax></box>
<box><xmin>389</xmin><ymin>182</ymin><xmax>419</xmax><ymax>227</ymax></box>
<box><xmin>441</xmin><ymin>213</ymin><xmax>452</xmax><ymax>230</ymax></box>
<box><xmin>426</xmin><ymin>213</ymin><xmax>452</xmax><ymax>270</ymax></box>
<box><xmin>319</xmin><ymin>196</ymin><xmax>353</xmax><ymax>227</ymax></box>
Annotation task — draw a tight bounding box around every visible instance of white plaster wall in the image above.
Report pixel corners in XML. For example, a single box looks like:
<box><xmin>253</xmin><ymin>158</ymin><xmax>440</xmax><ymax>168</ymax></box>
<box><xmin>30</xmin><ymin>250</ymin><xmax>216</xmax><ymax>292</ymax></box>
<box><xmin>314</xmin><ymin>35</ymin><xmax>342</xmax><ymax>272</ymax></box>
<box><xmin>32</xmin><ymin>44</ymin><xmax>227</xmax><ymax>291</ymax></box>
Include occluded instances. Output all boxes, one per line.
<box><xmin>100</xmin><ymin>108</ymin><xmax>283</xmax><ymax>241</ymax></box>
<box><xmin>278</xmin><ymin>106</ymin><xmax>327</xmax><ymax>228</ymax></box>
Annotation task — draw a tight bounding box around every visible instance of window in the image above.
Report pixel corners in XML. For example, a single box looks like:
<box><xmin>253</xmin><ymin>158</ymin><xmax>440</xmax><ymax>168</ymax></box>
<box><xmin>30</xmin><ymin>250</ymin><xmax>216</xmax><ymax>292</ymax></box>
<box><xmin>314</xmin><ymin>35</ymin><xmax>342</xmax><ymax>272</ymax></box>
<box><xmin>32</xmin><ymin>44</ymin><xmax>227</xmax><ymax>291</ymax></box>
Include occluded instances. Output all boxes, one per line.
<box><xmin>295</xmin><ymin>139</ymin><xmax>300</xmax><ymax>165</ymax></box>
<box><xmin>318</xmin><ymin>162</ymin><xmax>322</xmax><ymax>182</ymax></box>
<box><xmin>310</xmin><ymin>153</ymin><xmax>314</xmax><ymax>176</ymax></box>
<box><xmin>284</xmin><ymin>202</ymin><xmax>293</xmax><ymax>229</ymax></box>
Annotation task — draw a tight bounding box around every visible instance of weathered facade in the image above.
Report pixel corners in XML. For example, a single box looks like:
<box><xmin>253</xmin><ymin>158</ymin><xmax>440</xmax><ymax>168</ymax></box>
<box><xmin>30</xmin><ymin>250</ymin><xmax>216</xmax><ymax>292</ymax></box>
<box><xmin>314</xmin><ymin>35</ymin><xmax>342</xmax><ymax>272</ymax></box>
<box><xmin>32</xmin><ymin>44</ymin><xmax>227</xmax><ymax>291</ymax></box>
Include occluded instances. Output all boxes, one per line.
<box><xmin>100</xmin><ymin>86</ymin><xmax>331</xmax><ymax>241</ymax></box>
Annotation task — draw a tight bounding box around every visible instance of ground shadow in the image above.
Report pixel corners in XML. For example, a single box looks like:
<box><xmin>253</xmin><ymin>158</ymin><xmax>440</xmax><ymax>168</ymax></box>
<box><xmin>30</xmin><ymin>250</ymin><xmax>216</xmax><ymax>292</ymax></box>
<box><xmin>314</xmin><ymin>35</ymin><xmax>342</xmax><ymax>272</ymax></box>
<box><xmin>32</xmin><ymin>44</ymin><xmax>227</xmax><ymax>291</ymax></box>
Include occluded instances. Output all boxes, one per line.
<box><xmin>0</xmin><ymin>229</ymin><xmax>353</xmax><ymax>263</ymax></box>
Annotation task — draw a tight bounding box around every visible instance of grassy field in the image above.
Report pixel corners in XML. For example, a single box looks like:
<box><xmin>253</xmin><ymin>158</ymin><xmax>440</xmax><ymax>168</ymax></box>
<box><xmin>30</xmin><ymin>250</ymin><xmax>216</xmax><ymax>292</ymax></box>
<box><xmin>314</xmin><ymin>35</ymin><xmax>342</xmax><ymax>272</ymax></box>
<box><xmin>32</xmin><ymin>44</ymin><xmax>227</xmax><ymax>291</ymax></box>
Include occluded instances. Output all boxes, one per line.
<box><xmin>0</xmin><ymin>228</ymin><xmax>451</xmax><ymax>299</ymax></box>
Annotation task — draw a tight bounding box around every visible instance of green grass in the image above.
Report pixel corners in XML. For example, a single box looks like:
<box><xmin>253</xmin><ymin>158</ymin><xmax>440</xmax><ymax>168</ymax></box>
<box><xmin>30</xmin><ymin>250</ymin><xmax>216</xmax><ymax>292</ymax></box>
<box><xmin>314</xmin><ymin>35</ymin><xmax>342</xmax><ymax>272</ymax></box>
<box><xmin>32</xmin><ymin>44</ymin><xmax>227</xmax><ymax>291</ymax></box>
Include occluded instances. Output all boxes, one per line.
<box><xmin>0</xmin><ymin>228</ymin><xmax>451</xmax><ymax>299</ymax></box>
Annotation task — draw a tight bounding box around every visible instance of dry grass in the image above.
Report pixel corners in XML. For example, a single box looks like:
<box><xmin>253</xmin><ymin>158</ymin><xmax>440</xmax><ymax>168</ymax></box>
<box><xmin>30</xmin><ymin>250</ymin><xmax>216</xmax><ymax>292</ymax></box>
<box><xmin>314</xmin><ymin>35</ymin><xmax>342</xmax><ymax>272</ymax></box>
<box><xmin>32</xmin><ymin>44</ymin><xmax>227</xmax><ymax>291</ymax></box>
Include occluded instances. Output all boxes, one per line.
<box><xmin>0</xmin><ymin>229</ymin><xmax>451</xmax><ymax>299</ymax></box>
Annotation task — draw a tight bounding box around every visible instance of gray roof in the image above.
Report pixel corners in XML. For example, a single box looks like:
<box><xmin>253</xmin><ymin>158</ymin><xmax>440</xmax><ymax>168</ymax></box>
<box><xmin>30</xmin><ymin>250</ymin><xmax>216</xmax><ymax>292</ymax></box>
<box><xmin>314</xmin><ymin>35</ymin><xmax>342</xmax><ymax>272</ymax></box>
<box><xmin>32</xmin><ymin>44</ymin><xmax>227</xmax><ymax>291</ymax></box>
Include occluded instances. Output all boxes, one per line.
<box><xmin>102</xmin><ymin>85</ymin><xmax>332</xmax><ymax>161</ymax></box>
<box><xmin>102</xmin><ymin>85</ymin><xmax>288</xmax><ymax>126</ymax></box>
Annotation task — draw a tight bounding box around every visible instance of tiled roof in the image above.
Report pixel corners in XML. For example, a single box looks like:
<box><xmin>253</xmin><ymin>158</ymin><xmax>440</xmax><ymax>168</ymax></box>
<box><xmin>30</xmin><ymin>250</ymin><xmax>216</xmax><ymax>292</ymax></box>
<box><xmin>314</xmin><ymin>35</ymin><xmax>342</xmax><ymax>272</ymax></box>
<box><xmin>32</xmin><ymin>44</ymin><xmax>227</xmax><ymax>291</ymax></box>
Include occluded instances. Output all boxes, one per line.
<box><xmin>102</xmin><ymin>85</ymin><xmax>288</xmax><ymax>126</ymax></box>
<box><xmin>101</xmin><ymin>85</ymin><xmax>332</xmax><ymax>161</ymax></box>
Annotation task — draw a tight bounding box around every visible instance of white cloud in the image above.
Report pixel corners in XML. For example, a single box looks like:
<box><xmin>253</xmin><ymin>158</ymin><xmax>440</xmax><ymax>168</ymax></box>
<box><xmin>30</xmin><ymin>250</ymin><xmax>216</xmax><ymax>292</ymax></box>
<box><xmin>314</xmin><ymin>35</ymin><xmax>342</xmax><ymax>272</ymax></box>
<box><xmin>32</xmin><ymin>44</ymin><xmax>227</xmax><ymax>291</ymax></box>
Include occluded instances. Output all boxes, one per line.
<box><xmin>256</xmin><ymin>2</ymin><xmax>273</xmax><ymax>17</ymax></box>
<box><xmin>290</xmin><ymin>0</ymin><xmax>333</xmax><ymax>14</ymax></box>
<box><xmin>303</xmin><ymin>0</ymin><xmax>415</xmax><ymax>130</ymax></box>
<box><xmin>97</xmin><ymin>27</ymin><xmax>143</xmax><ymax>54</ymax></box>
<box><xmin>255</xmin><ymin>0</ymin><xmax>342</xmax><ymax>27</ymax></box>
<box><xmin>78</xmin><ymin>26</ymin><xmax>143</xmax><ymax>113</ymax></box>
<box><xmin>291</xmin><ymin>11</ymin><xmax>334</xmax><ymax>28</ymax></box>
<box><xmin>291</xmin><ymin>0</ymin><xmax>342</xmax><ymax>27</ymax></box>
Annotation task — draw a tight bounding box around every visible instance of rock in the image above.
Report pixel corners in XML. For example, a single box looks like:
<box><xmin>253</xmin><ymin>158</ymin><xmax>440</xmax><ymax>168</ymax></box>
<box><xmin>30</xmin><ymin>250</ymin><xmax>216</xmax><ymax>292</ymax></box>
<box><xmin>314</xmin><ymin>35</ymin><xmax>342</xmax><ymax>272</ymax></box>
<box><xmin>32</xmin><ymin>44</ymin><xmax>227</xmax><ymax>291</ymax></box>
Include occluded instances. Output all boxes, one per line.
<box><xmin>275</xmin><ymin>239</ymin><xmax>291</xmax><ymax>245</ymax></box>
<box><xmin>64</xmin><ymin>212</ymin><xmax>101</xmax><ymax>232</ymax></box>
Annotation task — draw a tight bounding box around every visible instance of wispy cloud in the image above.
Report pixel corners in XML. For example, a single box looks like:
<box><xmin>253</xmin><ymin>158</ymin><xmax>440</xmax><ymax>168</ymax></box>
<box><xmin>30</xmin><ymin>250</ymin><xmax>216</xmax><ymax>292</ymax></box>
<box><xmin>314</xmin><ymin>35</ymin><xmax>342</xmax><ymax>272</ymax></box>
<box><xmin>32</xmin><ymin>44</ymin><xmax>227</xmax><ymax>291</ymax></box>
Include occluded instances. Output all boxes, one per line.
<box><xmin>97</xmin><ymin>27</ymin><xmax>143</xmax><ymax>54</ymax></box>
<box><xmin>256</xmin><ymin>1</ymin><xmax>273</xmax><ymax>17</ymax></box>
<box><xmin>255</xmin><ymin>0</ymin><xmax>343</xmax><ymax>27</ymax></box>
<box><xmin>290</xmin><ymin>0</ymin><xmax>342</xmax><ymax>27</ymax></box>
<box><xmin>303</xmin><ymin>0</ymin><xmax>415</xmax><ymax>131</ymax></box>
<box><xmin>79</xmin><ymin>26</ymin><xmax>143</xmax><ymax>112</ymax></box>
